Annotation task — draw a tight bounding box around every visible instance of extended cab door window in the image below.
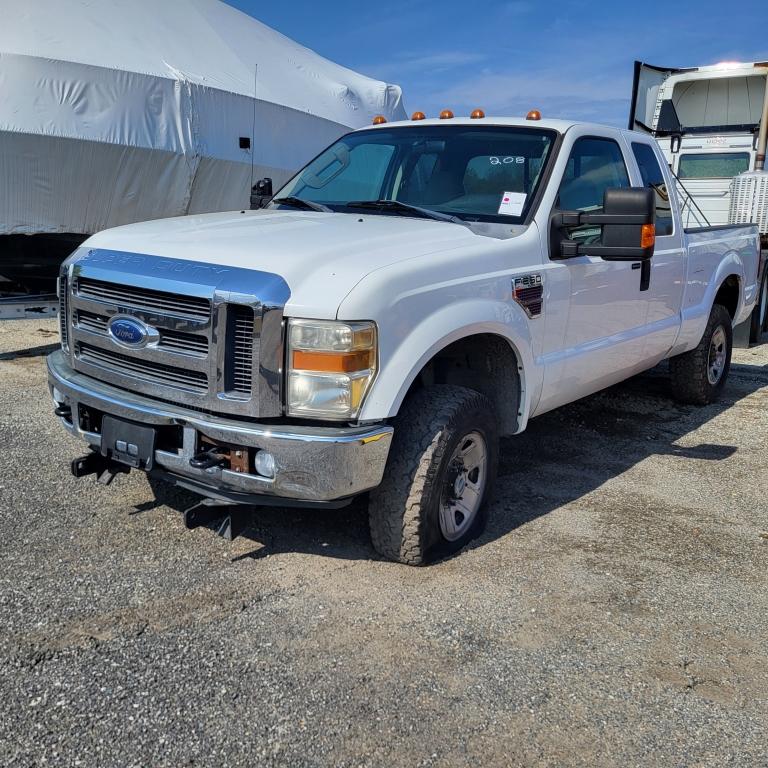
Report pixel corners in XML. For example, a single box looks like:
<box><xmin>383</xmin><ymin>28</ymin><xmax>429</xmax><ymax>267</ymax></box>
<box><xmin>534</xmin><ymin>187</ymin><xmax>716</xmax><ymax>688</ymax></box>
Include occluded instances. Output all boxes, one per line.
<box><xmin>556</xmin><ymin>137</ymin><xmax>630</xmax><ymax>241</ymax></box>
<box><xmin>631</xmin><ymin>142</ymin><xmax>674</xmax><ymax>236</ymax></box>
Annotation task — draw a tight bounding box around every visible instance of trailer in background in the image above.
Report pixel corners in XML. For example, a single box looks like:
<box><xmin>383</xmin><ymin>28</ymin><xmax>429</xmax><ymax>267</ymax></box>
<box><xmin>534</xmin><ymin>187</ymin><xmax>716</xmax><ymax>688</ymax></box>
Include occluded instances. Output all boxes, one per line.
<box><xmin>629</xmin><ymin>60</ymin><xmax>768</xmax><ymax>342</ymax></box>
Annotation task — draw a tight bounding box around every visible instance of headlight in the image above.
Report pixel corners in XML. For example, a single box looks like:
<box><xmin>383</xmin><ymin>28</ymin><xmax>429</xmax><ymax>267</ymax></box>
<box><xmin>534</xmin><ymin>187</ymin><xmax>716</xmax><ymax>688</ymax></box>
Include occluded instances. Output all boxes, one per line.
<box><xmin>287</xmin><ymin>319</ymin><xmax>377</xmax><ymax>420</ymax></box>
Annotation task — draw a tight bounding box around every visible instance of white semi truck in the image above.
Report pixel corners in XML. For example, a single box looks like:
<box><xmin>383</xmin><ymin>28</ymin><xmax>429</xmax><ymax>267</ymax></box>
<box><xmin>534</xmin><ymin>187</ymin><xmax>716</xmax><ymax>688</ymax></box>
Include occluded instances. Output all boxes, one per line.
<box><xmin>630</xmin><ymin>60</ymin><xmax>768</xmax><ymax>340</ymax></box>
<box><xmin>49</xmin><ymin>113</ymin><xmax>760</xmax><ymax>564</ymax></box>
<box><xmin>629</xmin><ymin>60</ymin><xmax>768</xmax><ymax>226</ymax></box>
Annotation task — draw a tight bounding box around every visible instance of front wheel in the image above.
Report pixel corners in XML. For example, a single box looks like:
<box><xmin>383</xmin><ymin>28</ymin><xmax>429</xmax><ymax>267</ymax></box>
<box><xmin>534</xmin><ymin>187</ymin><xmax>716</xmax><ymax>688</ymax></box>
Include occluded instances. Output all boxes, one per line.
<box><xmin>368</xmin><ymin>385</ymin><xmax>498</xmax><ymax>565</ymax></box>
<box><xmin>670</xmin><ymin>303</ymin><xmax>733</xmax><ymax>405</ymax></box>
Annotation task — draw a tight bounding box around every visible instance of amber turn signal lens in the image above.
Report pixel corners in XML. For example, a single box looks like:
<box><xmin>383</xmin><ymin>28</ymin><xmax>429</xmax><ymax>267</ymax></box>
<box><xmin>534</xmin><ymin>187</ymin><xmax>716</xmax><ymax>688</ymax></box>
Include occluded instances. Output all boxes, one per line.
<box><xmin>292</xmin><ymin>349</ymin><xmax>374</xmax><ymax>374</ymax></box>
<box><xmin>411</xmin><ymin>111</ymin><xmax>426</xmax><ymax>121</ymax></box>
<box><xmin>470</xmin><ymin>108</ymin><xmax>486</xmax><ymax>119</ymax></box>
<box><xmin>640</xmin><ymin>224</ymin><xmax>656</xmax><ymax>249</ymax></box>
<box><xmin>372</xmin><ymin>115</ymin><xmax>387</xmax><ymax>125</ymax></box>
<box><xmin>526</xmin><ymin>109</ymin><xmax>542</xmax><ymax>120</ymax></box>
<box><xmin>439</xmin><ymin>109</ymin><xmax>454</xmax><ymax>119</ymax></box>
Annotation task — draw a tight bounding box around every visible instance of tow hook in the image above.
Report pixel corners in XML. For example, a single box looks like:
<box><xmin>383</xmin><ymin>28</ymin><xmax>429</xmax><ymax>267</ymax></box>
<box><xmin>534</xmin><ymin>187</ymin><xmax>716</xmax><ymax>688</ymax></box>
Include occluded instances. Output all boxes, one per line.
<box><xmin>54</xmin><ymin>405</ymin><xmax>72</xmax><ymax>419</ymax></box>
<box><xmin>189</xmin><ymin>448</ymin><xmax>228</xmax><ymax>471</ymax></box>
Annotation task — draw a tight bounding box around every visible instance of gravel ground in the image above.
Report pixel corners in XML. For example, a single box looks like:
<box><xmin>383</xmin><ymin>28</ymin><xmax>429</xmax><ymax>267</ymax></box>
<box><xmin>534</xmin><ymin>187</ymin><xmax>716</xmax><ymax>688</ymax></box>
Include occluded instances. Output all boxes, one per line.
<box><xmin>1</xmin><ymin>319</ymin><xmax>767</xmax><ymax>767</ymax></box>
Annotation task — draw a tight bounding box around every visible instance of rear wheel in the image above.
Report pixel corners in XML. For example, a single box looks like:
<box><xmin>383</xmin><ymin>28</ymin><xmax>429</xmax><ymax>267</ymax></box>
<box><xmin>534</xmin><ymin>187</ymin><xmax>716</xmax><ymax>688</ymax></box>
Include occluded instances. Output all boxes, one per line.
<box><xmin>750</xmin><ymin>267</ymin><xmax>768</xmax><ymax>343</ymax></box>
<box><xmin>670</xmin><ymin>303</ymin><xmax>732</xmax><ymax>405</ymax></box>
<box><xmin>368</xmin><ymin>385</ymin><xmax>498</xmax><ymax>565</ymax></box>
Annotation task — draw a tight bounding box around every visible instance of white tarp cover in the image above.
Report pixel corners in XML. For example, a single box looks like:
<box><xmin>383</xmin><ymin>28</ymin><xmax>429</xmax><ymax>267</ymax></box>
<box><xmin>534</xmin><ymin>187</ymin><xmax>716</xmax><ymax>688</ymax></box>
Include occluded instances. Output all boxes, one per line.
<box><xmin>0</xmin><ymin>0</ymin><xmax>406</xmax><ymax>235</ymax></box>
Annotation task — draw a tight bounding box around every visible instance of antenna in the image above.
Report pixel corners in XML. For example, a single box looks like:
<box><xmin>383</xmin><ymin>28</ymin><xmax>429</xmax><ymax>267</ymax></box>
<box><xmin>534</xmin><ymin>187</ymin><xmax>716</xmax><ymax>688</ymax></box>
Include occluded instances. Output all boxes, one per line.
<box><xmin>250</xmin><ymin>64</ymin><xmax>258</xmax><ymax>190</ymax></box>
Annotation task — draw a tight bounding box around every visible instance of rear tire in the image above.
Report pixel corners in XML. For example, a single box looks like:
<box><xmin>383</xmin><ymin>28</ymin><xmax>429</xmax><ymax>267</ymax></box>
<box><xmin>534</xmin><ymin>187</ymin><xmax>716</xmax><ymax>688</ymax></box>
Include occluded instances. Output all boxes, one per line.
<box><xmin>670</xmin><ymin>303</ymin><xmax>732</xmax><ymax>405</ymax></box>
<box><xmin>749</xmin><ymin>267</ymin><xmax>768</xmax><ymax>343</ymax></box>
<box><xmin>368</xmin><ymin>385</ymin><xmax>498</xmax><ymax>565</ymax></box>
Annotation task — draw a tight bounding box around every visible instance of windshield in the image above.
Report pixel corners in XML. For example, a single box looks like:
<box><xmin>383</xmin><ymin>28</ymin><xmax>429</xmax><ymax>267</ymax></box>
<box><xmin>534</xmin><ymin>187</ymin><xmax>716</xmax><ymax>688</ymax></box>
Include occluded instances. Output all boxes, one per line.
<box><xmin>678</xmin><ymin>152</ymin><xmax>751</xmax><ymax>179</ymax></box>
<box><xmin>273</xmin><ymin>125</ymin><xmax>558</xmax><ymax>224</ymax></box>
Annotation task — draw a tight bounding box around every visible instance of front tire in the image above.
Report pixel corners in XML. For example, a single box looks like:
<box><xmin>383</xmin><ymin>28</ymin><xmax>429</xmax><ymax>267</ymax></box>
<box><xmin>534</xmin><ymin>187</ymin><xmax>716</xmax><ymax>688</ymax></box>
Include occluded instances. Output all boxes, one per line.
<box><xmin>670</xmin><ymin>303</ymin><xmax>732</xmax><ymax>405</ymax></box>
<box><xmin>368</xmin><ymin>385</ymin><xmax>498</xmax><ymax>565</ymax></box>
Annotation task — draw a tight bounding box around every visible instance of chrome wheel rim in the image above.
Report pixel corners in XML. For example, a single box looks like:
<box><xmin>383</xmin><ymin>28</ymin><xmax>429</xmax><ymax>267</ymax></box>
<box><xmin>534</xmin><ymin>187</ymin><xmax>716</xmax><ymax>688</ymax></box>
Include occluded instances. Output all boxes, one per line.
<box><xmin>707</xmin><ymin>326</ymin><xmax>727</xmax><ymax>385</ymax></box>
<box><xmin>439</xmin><ymin>431</ymin><xmax>487</xmax><ymax>542</ymax></box>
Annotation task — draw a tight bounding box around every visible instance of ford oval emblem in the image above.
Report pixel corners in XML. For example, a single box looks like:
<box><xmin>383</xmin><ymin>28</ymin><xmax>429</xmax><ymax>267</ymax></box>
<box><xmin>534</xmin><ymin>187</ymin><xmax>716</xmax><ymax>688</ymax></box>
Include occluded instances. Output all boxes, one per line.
<box><xmin>108</xmin><ymin>317</ymin><xmax>152</xmax><ymax>348</ymax></box>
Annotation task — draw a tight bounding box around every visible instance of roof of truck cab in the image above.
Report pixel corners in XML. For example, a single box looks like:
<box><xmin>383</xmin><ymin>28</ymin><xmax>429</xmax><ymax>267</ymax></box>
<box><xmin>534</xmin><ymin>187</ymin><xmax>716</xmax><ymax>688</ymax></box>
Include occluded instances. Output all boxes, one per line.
<box><xmin>359</xmin><ymin>116</ymin><xmax>622</xmax><ymax>134</ymax></box>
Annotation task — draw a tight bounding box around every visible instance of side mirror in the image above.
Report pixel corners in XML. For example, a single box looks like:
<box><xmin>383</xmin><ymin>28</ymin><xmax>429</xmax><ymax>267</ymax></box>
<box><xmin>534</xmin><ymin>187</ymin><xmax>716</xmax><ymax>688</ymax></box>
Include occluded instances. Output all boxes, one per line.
<box><xmin>550</xmin><ymin>186</ymin><xmax>656</xmax><ymax>262</ymax></box>
<box><xmin>250</xmin><ymin>177</ymin><xmax>273</xmax><ymax>210</ymax></box>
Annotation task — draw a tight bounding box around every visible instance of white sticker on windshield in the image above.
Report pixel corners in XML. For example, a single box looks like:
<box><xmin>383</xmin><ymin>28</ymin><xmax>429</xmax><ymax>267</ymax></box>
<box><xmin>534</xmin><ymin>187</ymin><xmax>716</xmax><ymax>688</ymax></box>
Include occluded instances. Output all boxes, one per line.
<box><xmin>498</xmin><ymin>191</ymin><xmax>526</xmax><ymax>216</ymax></box>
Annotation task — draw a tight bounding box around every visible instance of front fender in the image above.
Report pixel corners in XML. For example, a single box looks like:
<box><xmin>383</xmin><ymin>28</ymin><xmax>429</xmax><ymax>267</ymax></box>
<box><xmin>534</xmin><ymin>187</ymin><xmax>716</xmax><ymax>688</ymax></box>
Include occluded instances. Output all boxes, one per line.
<box><xmin>358</xmin><ymin>298</ymin><xmax>538</xmax><ymax>430</ymax></box>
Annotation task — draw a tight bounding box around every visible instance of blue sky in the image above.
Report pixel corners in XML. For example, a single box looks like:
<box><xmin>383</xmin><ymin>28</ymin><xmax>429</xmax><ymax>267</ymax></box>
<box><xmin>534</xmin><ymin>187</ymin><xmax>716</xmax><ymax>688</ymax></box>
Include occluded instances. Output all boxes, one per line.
<box><xmin>226</xmin><ymin>0</ymin><xmax>768</xmax><ymax>126</ymax></box>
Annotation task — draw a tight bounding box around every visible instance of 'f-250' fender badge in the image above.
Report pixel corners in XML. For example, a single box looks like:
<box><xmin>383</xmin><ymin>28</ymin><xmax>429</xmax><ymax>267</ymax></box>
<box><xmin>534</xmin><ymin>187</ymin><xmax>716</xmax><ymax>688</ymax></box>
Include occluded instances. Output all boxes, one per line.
<box><xmin>512</xmin><ymin>274</ymin><xmax>543</xmax><ymax>318</ymax></box>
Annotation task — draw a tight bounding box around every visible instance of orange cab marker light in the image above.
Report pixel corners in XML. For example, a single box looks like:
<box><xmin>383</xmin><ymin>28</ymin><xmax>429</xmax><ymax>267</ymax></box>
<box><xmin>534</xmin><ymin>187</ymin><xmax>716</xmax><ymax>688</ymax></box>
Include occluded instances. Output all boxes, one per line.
<box><xmin>411</xmin><ymin>111</ymin><xmax>426</xmax><ymax>121</ymax></box>
<box><xmin>293</xmin><ymin>349</ymin><xmax>373</xmax><ymax>374</ymax></box>
<box><xmin>372</xmin><ymin>115</ymin><xmax>387</xmax><ymax>125</ymax></box>
<box><xmin>470</xmin><ymin>108</ymin><xmax>486</xmax><ymax>119</ymax></box>
<box><xmin>526</xmin><ymin>109</ymin><xmax>542</xmax><ymax>120</ymax></box>
<box><xmin>439</xmin><ymin>109</ymin><xmax>454</xmax><ymax>120</ymax></box>
<box><xmin>641</xmin><ymin>224</ymin><xmax>656</xmax><ymax>249</ymax></box>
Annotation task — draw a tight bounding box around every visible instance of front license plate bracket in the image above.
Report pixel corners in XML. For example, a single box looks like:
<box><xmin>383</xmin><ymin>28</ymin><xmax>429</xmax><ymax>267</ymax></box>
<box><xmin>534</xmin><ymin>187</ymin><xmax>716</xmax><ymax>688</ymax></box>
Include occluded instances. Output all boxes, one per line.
<box><xmin>100</xmin><ymin>416</ymin><xmax>157</xmax><ymax>470</ymax></box>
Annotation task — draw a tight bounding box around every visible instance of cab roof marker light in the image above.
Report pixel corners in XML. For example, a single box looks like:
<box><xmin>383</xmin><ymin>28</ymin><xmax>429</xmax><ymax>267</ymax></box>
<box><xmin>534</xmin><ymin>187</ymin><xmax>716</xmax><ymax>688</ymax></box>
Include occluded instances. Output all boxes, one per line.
<box><xmin>372</xmin><ymin>115</ymin><xmax>387</xmax><ymax>125</ymax></box>
<box><xmin>411</xmin><ymin>111</ymin><xmax>426</xmax><ymax>121</ymax></box>
<box><xmin>526</xmin><ymin>109</ymin><xmax>542</xmax><ymax>121</ymax></box>
<box><xmin>439</xmin><ymin>109</ymin><xmax>454</xmax><ymax>120</ymax></box>
<box><xmin>470</xmin><ymin>108</ymin><xmax>486</xmax><ymax>119</ymax></box>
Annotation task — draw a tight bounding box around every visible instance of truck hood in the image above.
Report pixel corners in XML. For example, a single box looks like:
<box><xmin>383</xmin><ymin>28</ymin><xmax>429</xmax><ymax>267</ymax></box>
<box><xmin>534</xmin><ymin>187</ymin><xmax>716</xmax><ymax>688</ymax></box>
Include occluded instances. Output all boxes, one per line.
<box><xmin>84</xmin><ymin>209</ymin><xmax>482</xmax><ymax>318</ymax></box>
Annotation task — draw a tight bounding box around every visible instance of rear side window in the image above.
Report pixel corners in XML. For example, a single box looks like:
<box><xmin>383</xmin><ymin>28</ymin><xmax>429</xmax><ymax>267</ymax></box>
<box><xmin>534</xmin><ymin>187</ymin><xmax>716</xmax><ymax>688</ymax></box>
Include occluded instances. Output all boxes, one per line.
<box><xmin>678</xmin><ymin>152</ymin><xmax>750</xmax><ymax>179</ymax></box>
<box><xmin>631</xmin><ymin>142</ymin><xmax>674</xmax><ymax>236</ymax></box>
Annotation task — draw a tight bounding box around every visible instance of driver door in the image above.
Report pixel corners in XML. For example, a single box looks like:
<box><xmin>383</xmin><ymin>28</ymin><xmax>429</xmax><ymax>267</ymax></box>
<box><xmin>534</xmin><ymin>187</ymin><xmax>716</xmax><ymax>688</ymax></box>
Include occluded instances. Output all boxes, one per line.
<box><xmin>538</xmin><ymin>135</ymin><xmax>650</xmax><ymax>412</ymax></box>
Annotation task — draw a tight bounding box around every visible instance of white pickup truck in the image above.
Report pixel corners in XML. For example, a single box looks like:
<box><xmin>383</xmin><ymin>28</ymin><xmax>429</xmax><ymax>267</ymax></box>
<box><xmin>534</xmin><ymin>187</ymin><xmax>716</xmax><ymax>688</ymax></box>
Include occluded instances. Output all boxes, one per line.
<box><xmin>49</xmin><ymin>114</ymin><xmax>761</xmax><ymax>564</ymax></box>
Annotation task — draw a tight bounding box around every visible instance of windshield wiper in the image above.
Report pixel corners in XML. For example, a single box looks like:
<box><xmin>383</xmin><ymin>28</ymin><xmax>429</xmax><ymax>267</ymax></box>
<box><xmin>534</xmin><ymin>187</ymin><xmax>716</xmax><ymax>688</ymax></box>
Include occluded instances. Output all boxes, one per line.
<box><xmin>346</xmin><ymin>199</ymin><xmax>468</xmax><ymax>226</ymax></box>
<box><xmin>271</xmin><ymin>196</ymin><xmax>332</xmax><ymax>213</ymax></box>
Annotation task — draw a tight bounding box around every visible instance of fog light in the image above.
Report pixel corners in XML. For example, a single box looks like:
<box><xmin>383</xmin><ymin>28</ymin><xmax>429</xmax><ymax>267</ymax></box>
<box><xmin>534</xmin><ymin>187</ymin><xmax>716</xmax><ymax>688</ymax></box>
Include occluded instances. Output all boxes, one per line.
<box><xmin>254</xmin><ymin>450</ymin><xmax>276</xmax><ymax>479</ymax></box>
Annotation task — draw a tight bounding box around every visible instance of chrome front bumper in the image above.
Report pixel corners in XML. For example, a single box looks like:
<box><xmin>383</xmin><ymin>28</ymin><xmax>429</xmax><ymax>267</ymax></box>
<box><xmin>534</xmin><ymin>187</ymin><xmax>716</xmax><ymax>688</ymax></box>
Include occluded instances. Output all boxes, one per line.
<box><xmin>47</xmin><ymin>350</ymin><xmax>392</xmax><ymax>503</ymax></box>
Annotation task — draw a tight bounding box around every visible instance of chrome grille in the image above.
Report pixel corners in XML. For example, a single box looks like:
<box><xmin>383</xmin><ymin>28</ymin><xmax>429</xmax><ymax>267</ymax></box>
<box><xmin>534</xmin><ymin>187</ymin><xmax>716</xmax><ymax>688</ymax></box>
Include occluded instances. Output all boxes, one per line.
<box><xmin>77</xmin><ymin>343</ymin><xmax>208</xmax><ymax>394</ymax></box>
<box><xmin>58</xmin><ymin>275</ymin><xmax>69</xmax><ymax>350</ymax></box>
<box><xmin>64</xmin><ymin>249</ymin><xmax>290</xmax><ymax>418</ymax></box>
<box><xmin>230</xmin><ymin>306</ymin><xmax>255</xmax><ymax>394</ymax></box>
<box><xmin>159</xmin><ymin>330</ymin><xmax>208</xmax><ymax>356</ymax></box>
<box><xmin>75</xmin><ymin>310</ymin><xmax>107</xmax><ymax>335</ymax></box>
<box><xmin>76</xmin><ymin>310</ymin><xmax>209</xmax><ymax>357</ymax></box>
<box><xmin>75</xmin><ymin>277</ymin><xmax>210</xmax><ymax>320</ymax></box>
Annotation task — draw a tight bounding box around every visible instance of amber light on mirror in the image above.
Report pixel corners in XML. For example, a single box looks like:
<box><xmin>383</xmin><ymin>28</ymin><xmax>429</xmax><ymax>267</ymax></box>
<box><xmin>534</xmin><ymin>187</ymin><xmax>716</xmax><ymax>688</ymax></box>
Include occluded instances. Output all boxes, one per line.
<box><xmin>641</xmin><ymin>224</ymin><xmax>656</xmax><ymax>249</ymax></box>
